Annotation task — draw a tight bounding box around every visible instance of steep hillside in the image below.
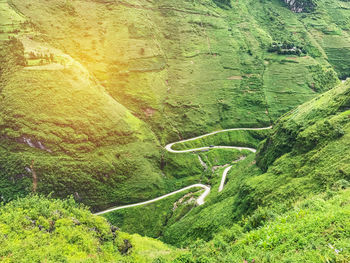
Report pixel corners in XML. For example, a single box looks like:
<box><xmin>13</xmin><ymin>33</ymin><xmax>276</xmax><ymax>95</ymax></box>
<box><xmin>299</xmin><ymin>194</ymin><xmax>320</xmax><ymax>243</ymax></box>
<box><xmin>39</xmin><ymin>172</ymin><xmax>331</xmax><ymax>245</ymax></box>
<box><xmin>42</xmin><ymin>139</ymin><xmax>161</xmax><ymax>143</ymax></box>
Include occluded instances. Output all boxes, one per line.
<box><xmin>1</xmin><ymin>0</ymin><xmax>350</xmax><ymax>261</ymax></box>
<box><xmin>162</xmin><ymin>81</ymin><xmax>350</xmax><ymax>246</ymax></box>
<box><xmin>0</xmin><ymin>0</ymin><xmax>167</xmax><ymax>209</ymax></box>
<box><xmin>183</xmin><ymin>188</ymin><xmax>350</xmax><ymax>262</ymax></box>
<box><xmin>0</xmin><ymin>195</ymin><xmax>186</xmax><ymax>262</ymax></box>
<box><xmin>1</xmin><ymin>0</ymin><xmax>350</xmax><ymax>212</ymax></box>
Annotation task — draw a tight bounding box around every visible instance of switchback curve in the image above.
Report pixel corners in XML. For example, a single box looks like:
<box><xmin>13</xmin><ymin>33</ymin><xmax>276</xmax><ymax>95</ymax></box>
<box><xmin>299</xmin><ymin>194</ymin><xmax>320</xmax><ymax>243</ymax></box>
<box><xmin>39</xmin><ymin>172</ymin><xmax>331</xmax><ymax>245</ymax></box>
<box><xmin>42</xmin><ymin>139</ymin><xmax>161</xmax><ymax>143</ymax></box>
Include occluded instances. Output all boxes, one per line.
<box><xmin>94</xmin><ymin>126</ymin><xmax>272</xmax><ymax>215</ymax></box>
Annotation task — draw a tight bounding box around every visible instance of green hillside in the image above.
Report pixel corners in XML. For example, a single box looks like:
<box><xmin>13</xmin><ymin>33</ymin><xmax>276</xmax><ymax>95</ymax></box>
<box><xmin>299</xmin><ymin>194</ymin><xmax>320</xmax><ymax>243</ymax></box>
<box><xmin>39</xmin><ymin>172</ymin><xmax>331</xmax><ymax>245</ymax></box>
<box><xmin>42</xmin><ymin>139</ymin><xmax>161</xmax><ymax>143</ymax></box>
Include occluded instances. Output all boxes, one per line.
<box><xmin>0</xmin><ymin>0</ymin><xmax>345</xmax><ymax>210</ymax></box>
<box><xmin>0</xmin><ymin>195</ymin><xmax>185</xmax><ymax>262</ymax></box>
<box><xmin>2</xmin><ymin>80</ymin><xmax>349</xmax><ymax>262</ymax></box>
<box><xmin>182</xmin><ymin>188</ymin><xmax>350</xmax><ymax>262</ymax></box>
<box><xmin>1</xmin><ymin>0</ymin><xmax>350</xmax><ymax>261</ymax></box>
<box><xmin>162</xmin><ymin>82</ymin><xmax>350</xmax><ymax>247</ymax></box>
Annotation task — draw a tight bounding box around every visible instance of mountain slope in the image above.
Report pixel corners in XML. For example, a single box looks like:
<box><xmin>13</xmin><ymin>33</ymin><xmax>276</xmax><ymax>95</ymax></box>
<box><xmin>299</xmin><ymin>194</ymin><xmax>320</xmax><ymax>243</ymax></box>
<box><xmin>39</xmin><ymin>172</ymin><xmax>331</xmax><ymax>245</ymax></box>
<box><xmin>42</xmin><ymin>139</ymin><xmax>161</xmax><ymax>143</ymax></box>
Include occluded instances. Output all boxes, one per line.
<box><xmin>1</xmin><ymin>0</ymin><xmax>350</xmax><ymax>261</ymax></box>
<box><xmin>0</xmin><ymin>195</ymin><xmax>186</xmax><ymax>262</ymax></box>
<box><xmin>186</xmin><ymin>188</ymin><xmax>350</xmax><ymax>262</ymax></box>
<box><xmin>162</xmin><ymin>81</ymin><xmax>350</xmax><ymax>246</ymax></box>
<box><xmin>1</xmin><ymin>0</ymin><xmax>349</xmax><ymax>212</ymax></box>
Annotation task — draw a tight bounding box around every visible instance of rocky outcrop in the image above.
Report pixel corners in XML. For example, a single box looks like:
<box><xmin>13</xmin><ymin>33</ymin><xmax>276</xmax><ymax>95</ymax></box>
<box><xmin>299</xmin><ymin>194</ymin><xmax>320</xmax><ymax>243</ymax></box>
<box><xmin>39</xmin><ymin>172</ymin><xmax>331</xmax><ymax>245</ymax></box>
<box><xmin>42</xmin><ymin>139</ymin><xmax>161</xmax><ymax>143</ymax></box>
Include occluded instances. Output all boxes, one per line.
<box><xmin>283</xmin><ymin>0</ymin><xmax>316</xmax><ymax>13</ymax></box>
<box><xmin>21</xmin><ymin>137</ymin><xmax>52</xmax><ymax>153</ymax></box>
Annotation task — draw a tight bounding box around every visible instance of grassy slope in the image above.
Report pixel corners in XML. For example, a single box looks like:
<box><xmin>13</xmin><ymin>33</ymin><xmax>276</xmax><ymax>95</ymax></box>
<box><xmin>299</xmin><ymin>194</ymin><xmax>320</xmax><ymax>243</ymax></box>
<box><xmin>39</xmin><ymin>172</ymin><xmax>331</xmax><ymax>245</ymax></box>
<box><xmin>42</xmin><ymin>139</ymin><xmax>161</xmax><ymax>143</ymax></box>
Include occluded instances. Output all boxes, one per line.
<box><xmin>9</xmin><ymin>0</ymin><xmax>343</xmax><ymax>140</ymax></box>
<box><xmin>187</xmin><ymin>188</ymin><xmax>350</xmax><ymax>262</ymax></box>
<box><xmin>103</xmin><ymin>189</ymin><xmax>200</xmax><ymax>238</ymax></box>
<box><xmin>0</xmin><ymin>51</ymin><xmax>165</xmax><ymax>209</ymax></box>
<box><xmin>163</xmin><ymin>82</ymin><xmax>350</xmax><ymax>247</ymax></box>
<box><xmin>102</xmin><ymin>146</ymin><xmax>255</xmax><ymax>239</ymax></box>
<box><xmin>0</xmin><ymin>0</ymin><xmax>170</xmax><ymax>209</ymax></box>
<box><xmin>0</xmin><ymin>195</ymin><xmax>185</xmax><ymax>263</ymax></box>
<box><xmin>0</xmin><ymin>0</ymin><xmax>349</xmax><ymax>219</ymax></box>
<box><xmin>1</xmin><ymin>0</ymin><xmax>350</xmax><ymax>260</ymax></box>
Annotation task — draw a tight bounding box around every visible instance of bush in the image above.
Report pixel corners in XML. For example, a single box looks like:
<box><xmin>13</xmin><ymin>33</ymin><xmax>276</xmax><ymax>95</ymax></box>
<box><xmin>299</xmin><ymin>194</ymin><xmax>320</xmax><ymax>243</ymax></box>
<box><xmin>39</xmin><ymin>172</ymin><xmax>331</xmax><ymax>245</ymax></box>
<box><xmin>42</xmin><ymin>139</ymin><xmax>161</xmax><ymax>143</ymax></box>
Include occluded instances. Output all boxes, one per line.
<box><xmin>0</xmin><ymin>37</ymin><xmax>26</xmax><ymax>76</ymax></box>
<box><xmin>213</xmin><ymin>0</ymin><xmax>232</xmax><ymax>8</ymax></box>
<box><xmin>0</xmin><ymin>195</ymin><xmax>185</xmax><ymax>262</ymax></box>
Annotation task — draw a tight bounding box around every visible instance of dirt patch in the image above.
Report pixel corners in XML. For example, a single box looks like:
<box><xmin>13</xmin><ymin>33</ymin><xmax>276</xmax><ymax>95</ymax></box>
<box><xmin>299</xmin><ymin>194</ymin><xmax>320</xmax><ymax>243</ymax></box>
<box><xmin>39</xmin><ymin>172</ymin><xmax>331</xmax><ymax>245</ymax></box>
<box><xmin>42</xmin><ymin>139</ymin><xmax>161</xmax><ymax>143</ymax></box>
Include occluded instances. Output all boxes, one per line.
<box><xmin>286</xmin><ymin>57</ymin><xmax>298</xmax><ymax>60</ymax></box>
<box><xmin>25</xmin><ymin>63</ymin><xmax>64</xmax><ymax>71</ymax></box>
<box><xmin>246</xmin><ymin>90</ymin><xmax>255</xmax><ymax>94</ymax></box>
<box><xmin>212</xmin><ymin>156</ymin><xmax>246</xmax><ymax>172</ymax></box>
<box><xmin>212</xmin><ymin>163</ymin><xmax>230</xmax><ymax>172</ymax></box>
<box><xmin>173</xmin><ymin>193</ymin><xmax>196</xmax><ymax>211</ymax></box>
<box><xmin>143</xmin><ymin>108</ymin><xmax>156</xmax><ymax>117</ymax></box>
<box><xmin>227</xmin><ymin>76</ymin><xmax>243</xmax><ymax>80</ymax></box>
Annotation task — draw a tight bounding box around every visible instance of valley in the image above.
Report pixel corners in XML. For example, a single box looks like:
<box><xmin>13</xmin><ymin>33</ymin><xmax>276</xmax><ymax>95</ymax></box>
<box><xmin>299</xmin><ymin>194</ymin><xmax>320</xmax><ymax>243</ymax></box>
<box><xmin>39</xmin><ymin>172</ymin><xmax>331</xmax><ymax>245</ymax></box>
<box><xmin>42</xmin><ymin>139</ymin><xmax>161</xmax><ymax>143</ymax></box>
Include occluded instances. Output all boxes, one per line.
<box><xmin>0</xmin><ymin>0</ymin><xmax>349</xmax><ymax>262</ymax></box>
<box><xmin>96</xmin><ymin>125</ymin><xmax>272</xmax><ymax>215</ymax></box>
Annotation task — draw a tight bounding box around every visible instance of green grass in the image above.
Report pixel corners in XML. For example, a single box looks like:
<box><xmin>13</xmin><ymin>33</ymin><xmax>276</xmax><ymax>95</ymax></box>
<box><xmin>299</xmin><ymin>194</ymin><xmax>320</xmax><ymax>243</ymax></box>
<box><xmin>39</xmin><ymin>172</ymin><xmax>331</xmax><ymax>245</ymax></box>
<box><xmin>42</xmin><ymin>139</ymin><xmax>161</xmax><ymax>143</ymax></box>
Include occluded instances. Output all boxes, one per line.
<box><xmin>1</xmin><ymin>0</ymin><xmax>350</xmax><ymax>260</ymax></box>
<box><xmin>103</xmin><ymin>147</ymin><xmax>253</xmax><ymax>240</ymax></box>
<box><xmin>263</xmin><ymin>56</ymin><xmax>338</xmax><ymax>119</ymax></box>
<box><xmin>198</xmin><ymin>148</ymin><xmax>251</xmax><ymax>167</ymax></box>
<box><xmin>172</xmin><ymin>129</ymin><xmax>270</xmax><ymax>150</ymax></box>
<box><xmin>103</xmin><ymin>189</ymin><xmax>200</xmax><ymax>238</ymax></box>
<box><xmin>0</xmin><ymin>0</ymin><xmax>345</xmax><ymax>211</ymax></box>
<box><xmin>8</xmin><ymin>0</ymin><xmax>340</xmax><ymax>143</ymax></box>
<box><xmin>162</xmin><ymin>82</ymin><xmax>350</xmax><ymax>246</ymax></box>
<box><xmin>0</xmin><ymin>195</ymin><xmax>185</xmax><ymax>263</ymax></box>
<box><xmin>185</xmin><ymin>188</ymin><xmax>350</xmax><ymax>262</ymax></box>
<box><xmin>1</xmin><ymin>0</ymin><xmax>350</xmax><ymax>256</ymax></box>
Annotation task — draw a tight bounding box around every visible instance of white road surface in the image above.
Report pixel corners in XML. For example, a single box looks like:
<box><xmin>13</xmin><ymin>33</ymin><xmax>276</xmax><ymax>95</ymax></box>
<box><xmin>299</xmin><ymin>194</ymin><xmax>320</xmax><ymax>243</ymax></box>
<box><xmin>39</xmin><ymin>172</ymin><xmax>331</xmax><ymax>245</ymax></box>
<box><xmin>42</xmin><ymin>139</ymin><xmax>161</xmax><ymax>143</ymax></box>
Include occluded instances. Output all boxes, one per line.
<box><xmin>165</xmin><ymin>126</ymin><xmax>272</xmax><ymax>153</ymax></box>
<box><xmin>95</xmin><ymin>184</ymin><xmax>210</xmax><ymax>215</ymax></box>
<box><xmin>94</xmin><ymin>126</ymin><xmax>272</xmax><ymax>215</ymax></box>
<box><xmin>218</xmin><ymin>166</ymin><xmax>233</xmax><ymax>192</ymax></box>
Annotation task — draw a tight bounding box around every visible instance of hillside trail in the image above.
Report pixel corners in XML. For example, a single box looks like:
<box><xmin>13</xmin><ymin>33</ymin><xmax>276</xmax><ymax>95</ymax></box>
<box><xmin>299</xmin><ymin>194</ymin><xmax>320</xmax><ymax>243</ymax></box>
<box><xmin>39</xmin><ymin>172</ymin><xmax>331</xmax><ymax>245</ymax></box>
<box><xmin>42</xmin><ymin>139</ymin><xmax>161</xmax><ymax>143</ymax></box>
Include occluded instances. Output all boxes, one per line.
<box><xmin>95</xmin><ymin>126</ymin><xmax>272</xmax><ymax>215</ymax></box>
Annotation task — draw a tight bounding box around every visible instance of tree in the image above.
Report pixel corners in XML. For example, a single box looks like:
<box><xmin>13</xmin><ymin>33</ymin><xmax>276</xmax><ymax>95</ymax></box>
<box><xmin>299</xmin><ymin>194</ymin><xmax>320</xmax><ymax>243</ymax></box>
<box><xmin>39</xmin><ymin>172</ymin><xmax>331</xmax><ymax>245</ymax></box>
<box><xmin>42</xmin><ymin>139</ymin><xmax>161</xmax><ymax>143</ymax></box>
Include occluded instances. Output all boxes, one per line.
<box><xmin>213</xmin><ymin>0</ymin><xmax>232</xmax><ymax>8</ymax></box>
<box><xmin>7</xmin><ymin>37</ymin><xmax>26</xmax><ymax>66</ymax></box>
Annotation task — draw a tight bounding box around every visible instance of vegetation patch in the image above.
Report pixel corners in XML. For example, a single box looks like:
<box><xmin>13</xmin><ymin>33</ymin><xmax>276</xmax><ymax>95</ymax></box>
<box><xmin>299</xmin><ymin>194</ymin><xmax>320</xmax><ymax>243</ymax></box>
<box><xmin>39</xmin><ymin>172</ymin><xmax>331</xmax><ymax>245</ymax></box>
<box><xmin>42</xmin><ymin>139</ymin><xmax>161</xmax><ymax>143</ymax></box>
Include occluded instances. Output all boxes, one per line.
<box><xmin>0</xmin><ymin>195</ymin><xmax>184</xmax><ymax>262</ymax></box>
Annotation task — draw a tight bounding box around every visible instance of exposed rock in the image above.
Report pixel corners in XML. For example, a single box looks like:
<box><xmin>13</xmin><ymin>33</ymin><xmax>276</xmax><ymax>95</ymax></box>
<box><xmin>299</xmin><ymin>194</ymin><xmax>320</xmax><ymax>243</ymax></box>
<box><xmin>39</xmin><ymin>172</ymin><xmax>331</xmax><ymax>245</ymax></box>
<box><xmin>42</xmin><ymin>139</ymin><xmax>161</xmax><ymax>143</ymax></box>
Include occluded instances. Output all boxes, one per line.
<box><xmin>283</xmin><ymin>0</ymin><xmax>316</xmax><ymax>13</ymax></box>
<box><xmin>12</xmin><ymin>174</ymin><xmax>28</xmax><ymax>180</ymax></box>
<box><xmin>52</xmin><ymin>210</ymin><xmax>63</xmax><ymax>218</ymax></box>
<box><xmin>21</xmin><ymin>137</ymin><xmax>52</xmax><ymax>153</ymax></box>
<box><xmin>23</xmin><ymin>137</ymin><xmax>35</xmax><ymax>148</ymax></box>
<box><xmin>118</xmin><ymin>239</ymin><xmax>133</xmax><ymax>255</ymax></box>
<box><xmin>74</xmin><ymin>192</ymin><xmax>81</xmax><ymax>201</ymax></box>
<box><xmin>172</xmin><ymin>192</ymin><xmax>196</xmax><ymax>211</ymax></box>
<box><xmin>72</xmin><ymin>218</ymin><xmax>81</xmax><ymax>225</ymax></box>
<box><xmin>143</xmin><ymin>108</ymin><xmax>156</xmax><ymax>117</ymax></box>
<box><xmin>198</xmin><ymin>155</ymin><xmax>208</xmax><ymax>170</ymax></box>
<box><xmin>212</xmin><ymin>163</ymin><xmax>230</xmax><ymax>173</ymax></box>
<box><xmin>212</xmin><ymin>156</ymin><xmax>246</xmax><ymax>172</ymax></box>
<box><xmin>110</xmin><ymin>225</ymin><xmax>119</xmax><ymax>233</ymax></box>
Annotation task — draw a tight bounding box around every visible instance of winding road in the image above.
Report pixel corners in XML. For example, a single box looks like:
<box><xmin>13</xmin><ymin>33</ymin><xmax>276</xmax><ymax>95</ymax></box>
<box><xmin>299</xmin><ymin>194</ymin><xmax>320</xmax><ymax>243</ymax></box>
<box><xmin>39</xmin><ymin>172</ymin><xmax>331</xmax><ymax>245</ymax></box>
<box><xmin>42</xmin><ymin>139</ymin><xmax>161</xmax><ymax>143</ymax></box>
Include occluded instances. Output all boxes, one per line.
<box><xmin>218</xmin><ymin>166</ymin><xmax>233</xmax><ymax>193</ymax></box>
<box><xmin>95</xmin><ymin>184</ymin><xmax>210</xmax><ymax>216</ymax></box>
<box><xmin>165</xmin><ymin>126</ymin><xmax>272</xmax><ymax>153</ymax></box>
<box><xmin>94</xmin><ymin>126</ymin><xmax>272</xmax><ymax>215</ymax></box>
